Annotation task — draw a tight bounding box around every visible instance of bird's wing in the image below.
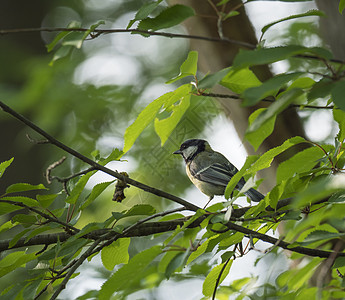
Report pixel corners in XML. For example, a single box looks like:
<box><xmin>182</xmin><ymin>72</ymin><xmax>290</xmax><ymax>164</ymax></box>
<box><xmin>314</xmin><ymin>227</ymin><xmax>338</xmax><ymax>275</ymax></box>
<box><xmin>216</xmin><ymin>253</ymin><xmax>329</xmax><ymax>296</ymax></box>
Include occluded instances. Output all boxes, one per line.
<box><xmin>190</xmin><ymin>162</ymin><xmax>237</xmax><ymax>187</ymax></box>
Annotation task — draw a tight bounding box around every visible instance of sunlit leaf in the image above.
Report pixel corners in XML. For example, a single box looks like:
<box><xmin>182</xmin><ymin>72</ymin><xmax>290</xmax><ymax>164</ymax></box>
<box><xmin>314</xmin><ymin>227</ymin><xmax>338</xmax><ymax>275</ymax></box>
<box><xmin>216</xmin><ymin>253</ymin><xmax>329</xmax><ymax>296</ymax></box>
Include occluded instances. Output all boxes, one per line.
<box><xmin>221</xmin><ymin>68</ymin><xmax>261</xmax><ymax>93</ymax></box>
<box><xmin>101</xmin><ymin>238</ymin><xmax>130</xmax><ymax>271</ymax></box>
<box><xmin>166</xmin><ymin>51</ymin><xmax>198</xmax><ymax>84</ymax></box>
<box><xmin>123</xmin><ymin>92</ymin><xmax>168</xmax><ymax>153</ymax></box>
<box><xmin>99</xmin><ymin>246</ymin><xmax>162</xmax><ymax>299</ymax></box>
<box><xmin>154</xmin><ymin>84</ymin><xmax>192</xmax><ymax>145</ymax></box>
<box><xmin>0</xmin><ymin>157</ymin><xmax>14</xmax><ymax>178</ymax></box>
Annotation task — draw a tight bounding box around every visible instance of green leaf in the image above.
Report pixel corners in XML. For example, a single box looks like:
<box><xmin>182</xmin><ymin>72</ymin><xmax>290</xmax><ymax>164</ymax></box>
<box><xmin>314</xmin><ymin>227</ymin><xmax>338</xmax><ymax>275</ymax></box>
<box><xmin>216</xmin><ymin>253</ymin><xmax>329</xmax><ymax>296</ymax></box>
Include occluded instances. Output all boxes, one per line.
<box><xmin>62</xmin><ymin>21</ymin><xmax>104</xmax><ymax>49</ymax></box>
<box><xmin>137</xmin><ymin>4</ymin><xmax>195</xmax><ymax>32</ymax></box>
<box><xmin>165</xmin><ymin>250</ymin><xmax>190</xmax><ymax>279</ymax></box>
<box><xmin>242</xmin><ymin>72</ymin><xmax>302</xmax><ymax>106</ymax></box>
<box><xmin>334</xmin><ymin>109</ymin><xmax>345</xmax><ymax>142</ymax></box>
<box><xmin>127</xmin><ymin>0</ymin><xmax>163</xmax><ymax>29</ymax></box>
<box><xmin>307</xmin><ymin>78</ymin><xmax>334</xmax><ymax>103</ymax></box>
<box><xmin>101</xmin><ymin>238</ymin><xmax>130</xmax><ymax>271</ymax></box>
<box><xmin>65</xmin><ymin>171</ymin><xmax>95</xmax><ymax>204</ymax></box>
<box><xmin>276</xmin><ymin>146</ymin><xmax>326</xmax><ymax>183</ymax></box>
<box><xmin>260</xmin><ymin>10</ymin><xmax>325</xmax><ymax>41</ymax></box>
<box><xmin>25</xmin><ymin>226</ymin><xmax>52</xmax><ymax>243</ymax></box>
<box><xmin>198</xmin><ymin>67</ymin><xmax>231</xmax><ymax>89</ymax></box>
<box><xmin>166</xmin><ymin>51</ymin><xmax>198</xmax><ymax>84</ymax></box>
<box><xmin>46</xmin><ymin>31</ymin><xmax>70</xmax><ymax>52</ymax></box>
<box><xmin>287</xmin><ymin>77</ymin><xmax>315</xmax><ymax>90</ymax></box>
<box><xmin>62</xmin><ymin>32</ymin><xmax>89</xmax><ymax>49</ymax></box>
<box><xmin>11</xmin><ymin>214</ymin><xmax>37</xmax><ymax>227</ymax></box>
<box><xmin>1</xmin><ymin>196</ymin><xmax>39</xmax><ymax>207</ymax></box>
<box><xmin>276</xmin><ymin>258</ymin><xmax>321</xmax><ymax>290</ymax></box>
<box><xmin>220</xmin><ymin>68</ymin><xmax>261</xmax><ymax>94</ymax></box>
<box><xmin>331</xmin><ymin>81</ymin><xmax>345</xmax><ymax>112</ymax></box>
<box><xmin>333</xmin><ymin>257</ymin><xmax>345</xmax><ymax>268</ymax></box>
<box><xmin>154</xmin><ymin>84</ymin><xmax>191</xmax><ymax>145</ymax></box>
<box><xmin>246</xmin><ymin>89</ymin><xmax>304</xmax><ymax>134</ymax></box>
<box><xmin>0</xmin><ymin>203</ymin><xmax>23</xmax><ymax>215</ymax></box>
<box><xmin>224</xmin><ymin>155</ymin><xmax>258</xmax><ymax>199</ymax></box>
<box><xmin>99</xmin><ymin>148</ymin><xmax>124</xmax><ymax>166</ymax></box>
<box><xmin>293</xmin><ymin>175</ymin><xmax>345</xmax><ymax>207</ymax></box>
<box><xmin>340</xmin><ymin>0</ymin><xmax>345</xmax><ymax>14</ymax></box>
<box><xmin>6</xmin><ymin>183</ymin><xmax>47</xmax><ymax>194</ymax></box>
<box><xmin>233</xmin><ymin>45</ymin><xmax>332</xmax><ymax>69</ymax></box>
<box><xmin>0</xmin><ymin>251</ymin><xmax>37</xmax><ymax>278</ymax></box>
<box><xmin>36</xmin><ymin>194</ymin><xmax>57</xmax><ymax>208</ymax></box>
<box><xmin>298</xmin><ymin>230</ymin><xmax>343</xmax><ymax>246</ymax></box>
<box><xmin>123</xmin><ymin>92</ymin><xmax>168</xmax><ymax>153</ymax></box>
<box><xmin>0</xmin><ymin>221</ymin><xmax>15</xmax><ymax>234</ymax></box>
<box><xmin>202</xmin><ymin>260</ymin><xmax>233</xmax><ymax>297</ymax></box>
<box><xmin>223</xmin><ymin>10</ymin><xmax>239</xmax><ymax>20</ymax></box>
<box><xmin>122</xmin><ymin>204</ymin><xmax>156</xmax><ymax>218</ymax></box>
<box><xmin>219</xmin><ymin>232</ymin><xmax>245</xmax><ymax>249</ymax></box>
<box><xmin>81</xmin><ymin>180</ymin><xmax>115</xmax><ymax>210</ymax></box>
<box><xmin>245</xmin><ymin>108</ymin><xmax>276</xmax><ymax>151</ymax></box>
<box><xmin>0</xmin><ymin>157</ymin><xmax>14</xmax><ymax>178</ymax></box>
<box><xmin>187</xmin><ymin>235</ymin><xmax>220</xmax><ymax>265</ymax></box>
<box><xmin>48</xmin><ymin>20</ymin><xmax>104</xmax><ymax>65</ymax></box>
<box><xmin>99</xmin><ymin>246</ymin><xmax>162</xmax><ymax>299</ymax></box>
<box><xmin>49</xmin><ymin>45</ymin><xmax>72</xmax><ymax>66</ymax></box>
<box><xmin>9</xmin><ymin>228</ymin><xmax>31</xmax><ymax>248</ymax></box>
<box><xmin>248</xmin><ymin>136</ymin><xmax>306</xmax><ymax>174</ymax></box>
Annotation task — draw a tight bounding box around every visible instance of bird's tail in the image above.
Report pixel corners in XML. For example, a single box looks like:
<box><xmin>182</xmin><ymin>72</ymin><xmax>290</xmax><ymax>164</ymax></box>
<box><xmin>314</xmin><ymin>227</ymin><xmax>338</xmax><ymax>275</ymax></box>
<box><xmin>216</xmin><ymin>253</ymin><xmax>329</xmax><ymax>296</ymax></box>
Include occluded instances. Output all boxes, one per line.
<box><xmin>245</xmin><ymin>188</ymin><xmax>265</xmax><ymax>202</ymax></box>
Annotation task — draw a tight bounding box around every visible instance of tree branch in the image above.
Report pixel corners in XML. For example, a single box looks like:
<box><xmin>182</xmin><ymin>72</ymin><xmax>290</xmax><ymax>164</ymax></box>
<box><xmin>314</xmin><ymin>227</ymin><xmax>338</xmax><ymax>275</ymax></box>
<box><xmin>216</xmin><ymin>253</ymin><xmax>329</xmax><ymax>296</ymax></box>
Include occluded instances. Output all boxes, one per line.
<box><xmin>0</xmin><ymin>199</ymin><xmax>79</xmax><ymax>233</ymax></box>
<box><xmin>1</xmin><ymin>214</ymin><xmax>343</xmax><ymax>259</ymax></box>
<box><xmin>0</xmin><ymin>101</ymin><xmax>201</xmax><ymax>212</ymax></box>
<box><xmin>0</xmin><ymin>27</ymin><xmax>343</xmax><ymax>64</ymax></box>
<box><xmin>0</xmin><ymin>27</ymin><xmax>256</xmax><ymax>49</ymax></box>
<box><xmin>199</xmin><ymin>92</ymin><xmax>335</xmax><ymax>110</ymax></box>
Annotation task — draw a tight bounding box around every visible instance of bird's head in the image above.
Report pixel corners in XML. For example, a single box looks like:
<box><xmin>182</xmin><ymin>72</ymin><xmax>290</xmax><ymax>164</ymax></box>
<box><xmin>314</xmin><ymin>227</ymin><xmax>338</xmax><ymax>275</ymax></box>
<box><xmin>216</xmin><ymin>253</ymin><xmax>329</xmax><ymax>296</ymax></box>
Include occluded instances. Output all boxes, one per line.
<box><xmin>173</xmin><ymin>139</ymin><xmax>211</xmax><ymax>162</ymax></box>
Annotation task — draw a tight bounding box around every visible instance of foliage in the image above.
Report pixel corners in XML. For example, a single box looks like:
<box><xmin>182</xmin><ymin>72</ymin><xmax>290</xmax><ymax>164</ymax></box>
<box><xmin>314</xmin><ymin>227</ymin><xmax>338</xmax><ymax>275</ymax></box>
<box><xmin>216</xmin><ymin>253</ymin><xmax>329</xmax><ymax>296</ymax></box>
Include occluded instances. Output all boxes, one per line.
<box><xmin>1</xmin><ymin>1</ymin><xmax>345</xmax><ymax>300</ymax></box>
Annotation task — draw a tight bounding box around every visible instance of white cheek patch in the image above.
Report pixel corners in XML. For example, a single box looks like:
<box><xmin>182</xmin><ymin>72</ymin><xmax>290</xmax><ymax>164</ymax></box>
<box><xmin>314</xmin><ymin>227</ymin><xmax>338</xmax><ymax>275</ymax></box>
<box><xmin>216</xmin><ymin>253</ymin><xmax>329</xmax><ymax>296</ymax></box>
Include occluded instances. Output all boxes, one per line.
<box><xmin>182</xmin><ymin>145</ymin><xmax>198</xmax><ymax>160</ymax></box>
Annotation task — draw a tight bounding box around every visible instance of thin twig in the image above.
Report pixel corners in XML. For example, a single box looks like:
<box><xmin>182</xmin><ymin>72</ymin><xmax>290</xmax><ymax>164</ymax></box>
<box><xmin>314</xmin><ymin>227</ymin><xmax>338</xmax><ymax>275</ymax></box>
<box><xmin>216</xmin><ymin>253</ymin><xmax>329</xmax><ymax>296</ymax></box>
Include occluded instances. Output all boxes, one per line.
<box><xmin>0</xmin><ymin>199</ymin><xmax>79</xmax><ymax>233</ymax></box>
<box><xmin>198</xmin><ymin>92</ymin><xmax>335</xmax><ymax>110</ymax></box>
<box><xmin>212</xmin><ymin>258</ymin><xmax>231</xmax><ymax>300</ymax></box>
<box><xmin>0</xmin><ymin>27</ymin><xmax>344</xmax><ymax>65</ymax></box>
<box><xmin>45</xmin><ymin>156</ymin><xmax>67</xmax><ymax>184</ymax></box>
<box><xmin>50</xmin><ymin>238</ymin><xmax>103</xmax><ymax>300</ymax></box>
<box><xmin>26</xmin><ymin>133</ymin><xmax>50</xmax><ymax>144</ymax></box>
<box><xmin>0</xmin><ymin>27</ymin><xmax>256</xmax><ymax>50</ymax></box>
<box><xmin>0</xmin><ymin>101</ymin><xmax>201</xmax><ymax>213</ymax></box>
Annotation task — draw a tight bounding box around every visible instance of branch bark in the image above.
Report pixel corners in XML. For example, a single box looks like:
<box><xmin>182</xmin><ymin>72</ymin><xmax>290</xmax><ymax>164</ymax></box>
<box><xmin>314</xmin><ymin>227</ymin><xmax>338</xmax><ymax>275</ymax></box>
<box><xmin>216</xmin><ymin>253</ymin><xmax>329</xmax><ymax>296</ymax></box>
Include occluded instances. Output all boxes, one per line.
<box><xmin>0</xmin><ymin>100</ymin><xmax>201</xmax><ymax>213</ymax></box>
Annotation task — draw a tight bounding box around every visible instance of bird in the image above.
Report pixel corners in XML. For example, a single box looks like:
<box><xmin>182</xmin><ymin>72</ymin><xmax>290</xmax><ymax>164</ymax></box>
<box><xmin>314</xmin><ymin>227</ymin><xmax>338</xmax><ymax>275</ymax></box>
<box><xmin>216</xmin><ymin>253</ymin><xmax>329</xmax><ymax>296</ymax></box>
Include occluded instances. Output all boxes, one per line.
<box><xmin>173</xmin><ymin>139</ymin><xmax>264</xmax><ymax>205</ymax></box>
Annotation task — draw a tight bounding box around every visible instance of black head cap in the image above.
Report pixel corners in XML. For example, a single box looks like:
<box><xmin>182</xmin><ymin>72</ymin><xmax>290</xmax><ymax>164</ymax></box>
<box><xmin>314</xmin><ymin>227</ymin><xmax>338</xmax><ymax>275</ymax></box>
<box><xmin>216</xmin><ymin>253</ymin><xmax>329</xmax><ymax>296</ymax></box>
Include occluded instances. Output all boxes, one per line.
<box><xmin>173</xmin><ymin>139</ymin><xmax>208</xmax><ymax>161</ymax></box>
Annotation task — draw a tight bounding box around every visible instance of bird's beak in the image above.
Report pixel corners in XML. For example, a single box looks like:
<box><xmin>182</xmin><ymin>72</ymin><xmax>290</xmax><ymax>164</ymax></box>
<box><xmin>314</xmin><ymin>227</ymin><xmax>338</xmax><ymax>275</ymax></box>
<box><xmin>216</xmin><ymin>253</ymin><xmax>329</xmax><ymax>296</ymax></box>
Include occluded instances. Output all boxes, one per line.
<box><xmin>173</xmin><ymin>149</ymin><xmax>182</xmax><ymax>155</ymax></box>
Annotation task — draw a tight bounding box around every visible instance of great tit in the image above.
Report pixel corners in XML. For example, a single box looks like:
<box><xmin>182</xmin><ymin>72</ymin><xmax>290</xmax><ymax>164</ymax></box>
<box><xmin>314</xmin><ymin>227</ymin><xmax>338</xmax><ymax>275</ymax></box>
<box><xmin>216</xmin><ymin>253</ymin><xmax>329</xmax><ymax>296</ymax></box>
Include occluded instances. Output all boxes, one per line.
<box><xmin>173</xmin><ymin>139</ymin><xmax>264</xmax><ymax>204</ymax></box>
